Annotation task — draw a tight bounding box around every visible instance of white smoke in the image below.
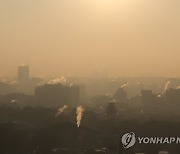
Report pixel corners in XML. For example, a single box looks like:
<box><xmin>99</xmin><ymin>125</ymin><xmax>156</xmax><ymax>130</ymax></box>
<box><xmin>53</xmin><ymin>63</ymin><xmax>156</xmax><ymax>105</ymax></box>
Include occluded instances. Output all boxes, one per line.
<box><xmin>176</xmin><ymin>86</ymin><xmax>180</xmax><ymax>89</ymax></box>
<box><xmin>164</xmin><ymin>81</ymin><xmax>171</xmax><ymax>92</ymax></box>
<box><xmin>76</xmin><ymin>106</ymin><xmax>84</xmax><ymax>127</ymax></box>
<box><xmin>157</xmin><ymin>94</ymin><xmax>162</xmax><ymax>98</ymax></box>
<box><xmin>10</xmin><ymin>80</ymin><xmax>18</xmax><ymax>85</ymax></box>
<box><xmin>121</xmin><ymin>82</ymin><xmax>129</xmax><ymax>88</ymax></box>
<box><xmin>10</xmin><ymin>99</ymin><xmax>19</xmax><ymax>103</ymax></box>
<box><xmin>70</xmin><ymin>83</ymin><xmax>74</xmax><ymax>87</ymax></box>
<box><xmin>36</xmin><ymin>81</ymin><xmax>44</xmax><ymax>86</ymax></box>
<box><xmin>55</xmin><ymin>105</ymin><xmax>68</xmax><ymax>117</ymax></box>
<box><xmin>105</xmin><ymin>93</ymin><xmax>111</xmax><ymax>96</ymax></box>
<box><xmin>48</xmin><ymin>76</ymin><xmax>67</xmax><ymax>85</ymax></box>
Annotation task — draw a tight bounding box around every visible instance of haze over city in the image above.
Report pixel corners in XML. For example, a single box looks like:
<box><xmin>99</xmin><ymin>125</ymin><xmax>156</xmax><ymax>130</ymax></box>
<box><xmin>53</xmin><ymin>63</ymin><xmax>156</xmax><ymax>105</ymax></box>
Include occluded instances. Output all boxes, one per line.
<box><xmin>1</xmin><ymin>0</ymin><xmax>180</xmax><ymax>77</ymax></box>
<box><xmin>2</xmin><ymin>1</ymin><xmax>180</xmax><ymax>154</ymax></box>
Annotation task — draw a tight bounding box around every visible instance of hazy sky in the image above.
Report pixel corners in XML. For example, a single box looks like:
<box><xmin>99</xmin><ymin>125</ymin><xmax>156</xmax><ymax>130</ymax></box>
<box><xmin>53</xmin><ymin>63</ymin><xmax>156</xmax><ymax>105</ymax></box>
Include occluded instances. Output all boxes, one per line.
<box><xmin>1</xmin><ymin>0</ymin><xmax>180</xmax><ymax>77</ymax></box>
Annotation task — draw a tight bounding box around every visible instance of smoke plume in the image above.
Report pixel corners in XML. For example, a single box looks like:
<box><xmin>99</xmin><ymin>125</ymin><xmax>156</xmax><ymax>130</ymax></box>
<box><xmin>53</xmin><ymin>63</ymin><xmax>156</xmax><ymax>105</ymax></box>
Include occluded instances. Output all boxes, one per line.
<box><xmin>176</xmin><ymin>86</ymin><xmax>180</xmax><ymax>89</ymax></box>
<box><xmin>121</xmin><ymin>82</ymin><xmax>129</xmax><ymax>88</ymax></box>
<box><xmin>76</xmin><ymin>106</ymin><xmax>84</xmax><ymax>128</ymax></box>
<box><xmin>48</xmin><ymin>76</ymin><xmax>67</xmax><ymax>85</ymax></box>
<box><xmin>164</xmin><ymin>81</ymin><xmax>171</xmax><ymax>92</ymax></box>
<box><xmin>55</xmin><ymin>105</ymin><xmax>68</xmax><ymax>117</ymax></box>
<box><xmin>10</xmin><ymin>99</ymin><xmax>19</xmax><ymax>103</ymax></box>
<box><xmin>157</xmin><ymin>94</ymin><xmax>162</xmax><ymax>98</ymax></box>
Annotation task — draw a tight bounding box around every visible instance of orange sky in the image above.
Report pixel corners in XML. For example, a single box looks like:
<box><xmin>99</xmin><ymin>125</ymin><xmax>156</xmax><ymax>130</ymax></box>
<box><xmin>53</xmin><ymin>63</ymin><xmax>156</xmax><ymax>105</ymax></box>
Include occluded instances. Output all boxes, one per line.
<box><xmin>0</xmin><ymin>0</ymin><xmax>180</xmax><ymax>77</ymax></box>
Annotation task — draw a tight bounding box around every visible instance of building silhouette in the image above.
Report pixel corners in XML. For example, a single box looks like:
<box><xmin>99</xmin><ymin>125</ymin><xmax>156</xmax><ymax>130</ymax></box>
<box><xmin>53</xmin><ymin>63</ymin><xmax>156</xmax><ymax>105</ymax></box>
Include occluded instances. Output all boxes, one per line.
<box><xmin>141</xmin><ymin>89</ymin><xmax>156</xmax><ymax>106</ymax></box>
<box><xmin>18</xmin><ymin>65</ymin><xmax>29</xmax><ymax>82</ymax></box>
<box><xmin>114</xmin><ymin>88</ymin><xmax>127</xmax><ymax>103</ymax></box>
<box><xmin>165</xmin><ymin>88</ymin><xmax>180</xmax><ymax>105</ymax></box>
<box><xmin>0</xmin><ymin>93</ymin><xmax>34</xmax><ymax>107</ymax></box>
<box><xmin>105</xmin><ymin>101</ymin><xmax>117</xmax><ymax>119</ymax></box>
<box><xmin>35</xmin><ymin>84</ymin><xmax>80</xmax><ymax>108</ymax></box>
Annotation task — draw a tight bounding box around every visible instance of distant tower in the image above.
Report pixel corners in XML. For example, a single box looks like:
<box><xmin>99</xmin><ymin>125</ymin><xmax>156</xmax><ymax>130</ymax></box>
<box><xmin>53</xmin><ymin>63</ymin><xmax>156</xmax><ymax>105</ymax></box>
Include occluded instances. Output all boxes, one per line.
<box><xmin>88</xmin><ymin>51</ymin><xmax>93</xmax><ymax>77</ymax></box>
<box><xmin>18</xmin><ymin>64</ymin><xmax>29</xmax><ymax>82</ymax></box>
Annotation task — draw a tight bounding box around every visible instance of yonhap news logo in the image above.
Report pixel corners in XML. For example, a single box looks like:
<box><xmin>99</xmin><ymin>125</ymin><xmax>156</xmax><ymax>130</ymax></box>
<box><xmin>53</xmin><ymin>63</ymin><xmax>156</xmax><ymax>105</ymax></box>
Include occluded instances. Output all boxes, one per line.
<box><xmin>121</xmin><ymin>132</ymin><xmax>180</xmax><ymax>149</ymax></box>
<box><xmin>122</xmin><ymin>132</ymin><xmax>136</xmax><ymax>149</ymax></box>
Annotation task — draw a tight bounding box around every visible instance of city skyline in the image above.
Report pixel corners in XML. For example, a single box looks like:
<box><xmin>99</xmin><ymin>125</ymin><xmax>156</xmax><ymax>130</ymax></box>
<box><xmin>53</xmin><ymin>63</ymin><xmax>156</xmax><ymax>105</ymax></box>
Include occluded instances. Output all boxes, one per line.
<box><xmin>1</xmin><ymin>1</ymin><xmax>180</xmax><ymax>153</ymax></box>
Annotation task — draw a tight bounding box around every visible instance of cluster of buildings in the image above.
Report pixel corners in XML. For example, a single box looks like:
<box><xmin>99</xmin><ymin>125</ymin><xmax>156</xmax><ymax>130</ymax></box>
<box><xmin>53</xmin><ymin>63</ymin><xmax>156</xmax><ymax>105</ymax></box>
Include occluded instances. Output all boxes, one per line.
<box><xmin>1</xmin><ymin>65</ymin><xmax>180</xmax><ymax>109</ymax></box>
<box><xmin>0</xmin><ymin>65</ymin><xmax>85</xmax><ymax>108</ymax></box>
<box><xmin>35</xmin><ymin>83</ymin><xmax>85</xmax><ymax>108</ymax></box>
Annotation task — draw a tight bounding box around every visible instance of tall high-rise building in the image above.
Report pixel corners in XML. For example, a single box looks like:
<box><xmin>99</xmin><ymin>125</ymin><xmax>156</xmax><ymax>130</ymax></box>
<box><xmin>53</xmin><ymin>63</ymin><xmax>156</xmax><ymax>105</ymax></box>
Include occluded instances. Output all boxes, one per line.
<box><xmin>18</xmin><ymin>65</ymin><xmax>29</xmax><ymax>82</ymax></box>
